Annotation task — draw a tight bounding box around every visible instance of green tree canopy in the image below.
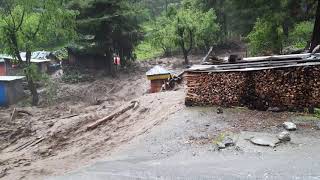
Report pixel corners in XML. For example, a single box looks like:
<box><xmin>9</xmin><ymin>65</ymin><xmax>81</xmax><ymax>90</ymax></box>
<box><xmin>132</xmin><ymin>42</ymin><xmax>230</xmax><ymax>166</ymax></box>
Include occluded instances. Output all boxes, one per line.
<box><xmin>0</xmin><ymin>0</ymin><xmax>77</xmax><ymax>105</ymax></box>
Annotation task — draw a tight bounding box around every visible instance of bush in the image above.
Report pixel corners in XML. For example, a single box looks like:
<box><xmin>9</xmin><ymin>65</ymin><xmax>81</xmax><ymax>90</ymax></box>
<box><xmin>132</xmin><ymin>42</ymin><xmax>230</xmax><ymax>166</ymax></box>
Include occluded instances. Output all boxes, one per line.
<box><xmin>288</xmin><ymin>21</ymin><xmax>314</xmax><ymax>49</ymax></box>
<box><xmin>247</xmin><ymin>18</ymin><xmax>284</xmax><ymax>56</ymax></box>
<box><xmin>62</xmin><ymin>67</ymin><xmax>94</xmax><ymax>84</ymax></box>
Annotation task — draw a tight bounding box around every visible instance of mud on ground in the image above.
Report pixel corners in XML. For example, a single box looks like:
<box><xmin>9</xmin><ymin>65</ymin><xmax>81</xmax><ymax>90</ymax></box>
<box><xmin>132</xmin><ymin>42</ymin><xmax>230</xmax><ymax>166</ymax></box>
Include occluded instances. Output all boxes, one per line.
<box><xmin>0</xmin><ymin>55</ymin><xmax>319</xmax><ymax>180</ymax></box>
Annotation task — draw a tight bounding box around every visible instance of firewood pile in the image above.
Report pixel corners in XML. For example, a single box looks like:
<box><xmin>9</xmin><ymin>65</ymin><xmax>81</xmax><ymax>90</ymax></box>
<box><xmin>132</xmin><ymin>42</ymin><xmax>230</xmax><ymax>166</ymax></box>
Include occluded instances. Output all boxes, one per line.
<box><xmin>185</xmin><ymin>66</ymin><xmax>320</xmax><ymax>111</ymax></box>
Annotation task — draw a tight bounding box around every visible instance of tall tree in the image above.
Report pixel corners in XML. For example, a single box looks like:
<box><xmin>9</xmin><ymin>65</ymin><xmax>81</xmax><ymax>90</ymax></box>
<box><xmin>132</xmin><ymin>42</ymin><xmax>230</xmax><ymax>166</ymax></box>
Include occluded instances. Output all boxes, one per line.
<box><xmin>0</xmin><ymin>0</ymin><xmax>76</xmax><ymax>105</ymax></box>
<box><xmin>68</xmin><ymin>0</ymin><xmax>142</xmax><ymax>74</ymax></box>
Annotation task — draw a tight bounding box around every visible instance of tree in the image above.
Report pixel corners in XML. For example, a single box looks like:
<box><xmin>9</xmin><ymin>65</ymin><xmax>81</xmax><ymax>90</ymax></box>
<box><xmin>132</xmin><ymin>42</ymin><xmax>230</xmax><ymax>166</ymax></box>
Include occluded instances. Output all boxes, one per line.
<box><xmin>68</xmin><ymin>0</ymin><xmax>143</xmax><ymax>74</ymax></box>
<box><xmin>0</xmin><ymin>0</ymin><xmax>77</xmax><ymax>105</ymax></box>
<box><xmin>173</xmin><ymin>2</ymin><xmax>219</xmax><ymax>64</ymax></box>
<box><xmin>174</xmin><ymin>8</ymin><xmax>197</xmax><ymax>64</ymax></box>
<box><xmin>310</xmin><ymin>0</ymin><xmax>320</xmax><ymax>52</ymax></box>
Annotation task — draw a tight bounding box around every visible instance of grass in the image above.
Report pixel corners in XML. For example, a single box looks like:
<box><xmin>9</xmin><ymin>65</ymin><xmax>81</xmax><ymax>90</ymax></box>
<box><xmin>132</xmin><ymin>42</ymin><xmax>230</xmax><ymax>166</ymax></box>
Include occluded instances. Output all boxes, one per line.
<box><xmin>134</xmin><ymin>41</ymin><xmax>163</xmax><ymax>61</ymax></box>
<box><xmin>314</xmin><ymin>108</ymin><xmax>320</xmax><ymax>119</ymax></box>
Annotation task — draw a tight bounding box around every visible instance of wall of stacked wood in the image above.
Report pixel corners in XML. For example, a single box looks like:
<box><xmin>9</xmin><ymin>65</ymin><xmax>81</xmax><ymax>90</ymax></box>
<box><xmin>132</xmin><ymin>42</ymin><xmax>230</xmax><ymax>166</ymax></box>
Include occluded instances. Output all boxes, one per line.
<box><xmin>185</xmin><ymin>66</ymin><xmax>320</xmax><ymax>111</ymax></box>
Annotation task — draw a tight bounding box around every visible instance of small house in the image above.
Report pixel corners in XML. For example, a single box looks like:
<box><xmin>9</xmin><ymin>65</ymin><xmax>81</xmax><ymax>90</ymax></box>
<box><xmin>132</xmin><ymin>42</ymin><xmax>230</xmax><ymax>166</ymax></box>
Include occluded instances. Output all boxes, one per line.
<box><xmin>0</xmin><ymin>59</ymin><xmax>7</xmax><ymax>76</ymax></box>
<box><xmin>66</xmin><ymin>47</ymin><xmax>109</xmax><ymax>70</ymax></box>
<box><xmin>0</xmin><ymin>76</ymin><xmax>25</xmax><ymax>107</ymax></box>
<box><xmin>146</xmin><ymin>66</ymin><xmax>172</xmax><ymax>93</ymax></box>
<box><xmin>0</xmin><ymin>52</ymin><xmax>52</xmax><ymax>74</ymax></box>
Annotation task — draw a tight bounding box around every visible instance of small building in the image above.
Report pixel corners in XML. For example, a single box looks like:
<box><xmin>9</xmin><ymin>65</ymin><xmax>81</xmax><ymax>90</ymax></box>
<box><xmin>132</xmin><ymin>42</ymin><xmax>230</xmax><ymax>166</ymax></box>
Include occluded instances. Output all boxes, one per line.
<box><xmin>0</xmin><ymin>52</ymin><xmax>52</xmax><ymax>74</ymax></box>
<box><xmin>146</xmin><ymin>66</ymin><xmax>172</xmax><ymax>93</ymax></box>
<box><xmin>66</xmin><ymin>47</ymin><xmax>109</xmax><ymax>70</ymax></box>
<box><xmin>0</xmin><ymin>76</ymin><xmax>25</xmax><ymax>107</ymax></box>
<box><xmin>0</xmin><ymin>59</ymin><xmax>7</xmax><ymax>76</ymax></box>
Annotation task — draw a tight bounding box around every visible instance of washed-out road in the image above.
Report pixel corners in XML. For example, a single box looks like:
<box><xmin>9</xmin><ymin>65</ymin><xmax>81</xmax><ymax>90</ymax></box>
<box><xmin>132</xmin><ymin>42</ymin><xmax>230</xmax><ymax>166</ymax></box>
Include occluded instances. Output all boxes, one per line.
<box><xmin>48</xmin><ymin>107</ymin><xmax>320</xmax><ymax>180</ymax></box>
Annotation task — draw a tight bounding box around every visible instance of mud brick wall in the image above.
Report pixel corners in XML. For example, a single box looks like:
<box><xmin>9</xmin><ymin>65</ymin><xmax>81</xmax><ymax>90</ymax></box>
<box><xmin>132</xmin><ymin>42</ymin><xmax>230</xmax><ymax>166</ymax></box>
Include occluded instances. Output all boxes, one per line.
<box><xmin>185</xmin><ymin>66</ymin><xmax>320</xmax><ymax>111</ymax></box>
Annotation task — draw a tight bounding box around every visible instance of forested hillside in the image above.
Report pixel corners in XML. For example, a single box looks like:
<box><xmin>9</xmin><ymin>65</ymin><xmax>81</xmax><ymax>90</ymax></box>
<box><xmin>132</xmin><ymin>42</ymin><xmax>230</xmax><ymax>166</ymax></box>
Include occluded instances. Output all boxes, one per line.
<box><xmin>136</xmin><ymin>0</ymin><xmax>320</xmax><ymax>61</ymax></box>
<box><xmin>0</xmin><ymin>0</ymin><xmax>320</xmax><ymax>65</ymax></box>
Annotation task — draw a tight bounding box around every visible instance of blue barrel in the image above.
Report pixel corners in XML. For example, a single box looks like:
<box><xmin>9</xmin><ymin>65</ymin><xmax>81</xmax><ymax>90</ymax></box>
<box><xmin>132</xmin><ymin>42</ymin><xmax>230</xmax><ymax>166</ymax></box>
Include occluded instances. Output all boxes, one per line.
<box><xmin>0</xmin><ymin>82</ymin><xmax>7</xmax><ymax>106</ymax></box>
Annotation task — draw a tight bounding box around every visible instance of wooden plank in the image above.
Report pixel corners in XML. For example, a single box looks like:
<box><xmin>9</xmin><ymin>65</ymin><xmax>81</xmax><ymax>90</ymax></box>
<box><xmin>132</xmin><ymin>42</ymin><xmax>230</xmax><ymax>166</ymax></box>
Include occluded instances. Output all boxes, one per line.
<box><xmin>202</xmin><ymin>47</ymin><xmax>213</xmax><ymax>63</ymax></box>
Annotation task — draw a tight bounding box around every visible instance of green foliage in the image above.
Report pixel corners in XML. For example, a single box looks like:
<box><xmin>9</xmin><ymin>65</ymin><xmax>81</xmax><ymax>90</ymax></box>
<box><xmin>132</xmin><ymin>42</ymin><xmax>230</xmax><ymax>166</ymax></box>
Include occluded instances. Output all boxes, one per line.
<box><xmin>24</xmin><ymin>64</ymin><xmax>57</xmax><ymax>105</ymax></box>
<box><xmin>194</xmin><ymin>9</ymin><xmax>220</xmax><ymax>49</ymax></box>
<box><xmin>148</xmin><ymin>15</ymin><xmax>177</xmax><ymax>56</ymax></box>
<box><xmin>23</xmin><ymin>64</ymin><xmax>43</xmax><ymax>82</ymax></box>
<box><xmin>62</xmin><ymin>68</ymin><xmax>94</xmax><ymax>84</ymax></box>
<box><xmin>288</xmin><ymin>21</ymin><xmax>314</xmax><ymax>49</ymax></box>
<box><xmin>135</xmin><ymin>40</ymin><xmax>163</xmax><ymax>60</ymax></box>
<box><xmin>41</xmin><ymin>74</ymin><xmax>58</xmax><ymax>105</ymax></box>
<box><xmin>138</xmin><ymin>1</ymin><xmax>220</xmax><ymax>62</ymax></box>
<box><xmin>68</xmin><ymin>0</ymin><xmax>144</xmax><ymax>66</ymax></box>
<box><xmin>247</xmin><ymin>18</ymin><xmax>284</xmax><ymax>56</ymax></box>
<box><xmin>0</xmin><ymin>0</ymin><xmax>77</xmax><ymax>58</ymax></box>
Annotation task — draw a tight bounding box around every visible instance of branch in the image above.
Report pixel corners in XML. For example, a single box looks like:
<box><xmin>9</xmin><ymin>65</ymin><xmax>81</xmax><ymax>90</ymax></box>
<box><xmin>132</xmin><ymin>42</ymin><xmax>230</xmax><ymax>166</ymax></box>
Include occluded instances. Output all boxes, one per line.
<box><xmin>16</xmin><ymin>7</ymin><xmax>25</xmax><ymax>30</ymax></box>
<box><xmin>186</xmin><ymin>28</ymin><xmax>193</xmax><ymax>54</ymax></box>
<box><xmin>32</xmin><ymin>3</ymin><xmax>46</xmax><ymax>39</ymax></box>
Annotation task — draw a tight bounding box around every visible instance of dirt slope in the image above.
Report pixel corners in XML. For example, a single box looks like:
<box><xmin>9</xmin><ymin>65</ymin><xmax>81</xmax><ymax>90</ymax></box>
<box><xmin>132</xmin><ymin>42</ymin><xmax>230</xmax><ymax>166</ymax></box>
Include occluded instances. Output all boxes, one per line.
<box><xmin>0</xmin><ymin>57</ymin><xmax>189</xmax><ymax>180</ymax></box>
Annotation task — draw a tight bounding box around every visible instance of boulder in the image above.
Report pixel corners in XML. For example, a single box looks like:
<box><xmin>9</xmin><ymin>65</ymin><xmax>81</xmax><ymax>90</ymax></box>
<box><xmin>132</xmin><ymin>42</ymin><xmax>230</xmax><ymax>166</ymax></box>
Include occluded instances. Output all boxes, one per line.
<box><xmin>222</xmin><ymin>137</ymin><xmax>235</xmax><ymax>147</ymax></box>
<box><xmin>283</xmin><ymin>122</ymin><xmax>297</xmax><ymax>131</ymax></box>
<box><xmin>217</xmin><ymin>136</ymin><xmax>235</xmax><ymax>150</ymax></box>
<box><xmin>277</xmin><ymin>131</ymin><xmax>291</xmax><ymax>142</ymax></box>
<box><xmin>250</xmin><ymin>136</ymin><xmax>280</xmax><ymax>147</ymax></box>
<box><xmin>315</xmin><ymin>122</ymin><xmax>320</xmax><ymax>130</ymax></box>
<box><xmin>217</xmin><ymin>142</ymin><xmax>226</xmax><ymax>149</ymax></box>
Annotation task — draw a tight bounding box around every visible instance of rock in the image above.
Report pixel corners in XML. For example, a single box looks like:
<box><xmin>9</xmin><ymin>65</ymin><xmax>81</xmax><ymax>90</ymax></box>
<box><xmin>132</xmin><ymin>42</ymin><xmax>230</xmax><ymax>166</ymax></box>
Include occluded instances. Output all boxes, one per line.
<box><xmin>217</xmin><ymin>142</ymin><xmax>226</xmax><ymax>149</ymax></box>
<box><xmin>283</xmin><ymin>122</ymin><xmax>297</xmax><ymax>131</ymax></box>
<box><xmin>249</xmin><ymin>136</ymin><xmax>280</xmax><ymax>147</ymax></box>
<box><xmin>277</xmin><ymin>131</ymin><xmax>291</xmax><ymax>142</ymax></box>
<box><xmin>217</xmin><ymin>136</ymin><xmax>235</xmax><ymax>150</ymax></box>
<box><xmin>267</xmin><ymin>107</ymin><xmax>282</xmax><ymax>112</ymax></box>
<box><xmin>315</xmin><ymin>122</ymin><xmax>320</xmax><ymax>130</ymax></box>
<box><xmin>217</xmin><ymin>107</ymin><xmax>223</xmax><ymax>114</ymax></box>
<box><xmin>222</xmin><ymin>137</ymin><xmax>235</xmax><ymax>147</ymax></box>
<box><xmin>48</xmin><ymin>122</ymin><xmax>55</xmax><ymax>127</ymax></box>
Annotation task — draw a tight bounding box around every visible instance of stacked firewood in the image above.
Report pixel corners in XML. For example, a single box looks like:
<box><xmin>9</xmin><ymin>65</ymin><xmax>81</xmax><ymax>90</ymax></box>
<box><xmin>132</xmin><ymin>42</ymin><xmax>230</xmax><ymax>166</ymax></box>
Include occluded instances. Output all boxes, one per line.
<box><xmin>185</xmin><ymin>72</ymin><xmax>247</xmax><ymax>107</ymax></box>
<box><xmin>185</xmin><ymin>66</ymin><xmax>320</xmax><ymax>110</ymax></box>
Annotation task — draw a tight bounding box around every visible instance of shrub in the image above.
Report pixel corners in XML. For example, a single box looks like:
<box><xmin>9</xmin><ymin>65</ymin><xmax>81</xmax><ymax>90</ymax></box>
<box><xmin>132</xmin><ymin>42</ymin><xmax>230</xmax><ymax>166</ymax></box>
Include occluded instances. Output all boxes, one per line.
<box><xmin>62</xmin><ymin>67</ymin><xmax>94</xmax><ymax>84</ymax></box>
<box><xmin>288</xmin><ymin>21</ymin><xmax>314</xmax><ymax>49</ymax></box>
<box><xmin>247</xmin><ymin>18</ymin><xmax>284</xmax><ymax>56</ymax></box>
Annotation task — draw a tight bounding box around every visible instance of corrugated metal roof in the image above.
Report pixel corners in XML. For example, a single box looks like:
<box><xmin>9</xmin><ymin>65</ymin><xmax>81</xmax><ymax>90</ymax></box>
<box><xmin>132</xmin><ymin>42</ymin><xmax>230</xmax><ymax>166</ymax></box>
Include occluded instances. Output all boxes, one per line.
<box><xmin>188</xmin><ymin>54</ymin><xmax>320</xmax><ymax>73</ymax></box>
<box><xmin>146</xmin><ymin>65</ymin><xmax>171</xmax><ymax>76</ymax></box>
<box><xmin>0</xmin><ymin>76</ymin><xmax>25</xmax><ymax>81</ymax></box>
<box><xmin>0</xmin><ymin>53</ymin><xmax>50</xmax><ymax>63</ymax></box>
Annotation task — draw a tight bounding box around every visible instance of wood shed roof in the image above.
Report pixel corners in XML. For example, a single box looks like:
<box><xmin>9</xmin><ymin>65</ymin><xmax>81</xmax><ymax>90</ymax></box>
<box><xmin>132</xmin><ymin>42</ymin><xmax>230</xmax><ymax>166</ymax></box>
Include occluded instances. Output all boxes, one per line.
<box><xmin>146</xmin><ymin>65</ymin><xmax>171</xmax><ymax>76</ymax></box>
<box><xmin>187</xmin><ymin>53</ymin><xmax>320</xmax><ymax>73</ymax></box>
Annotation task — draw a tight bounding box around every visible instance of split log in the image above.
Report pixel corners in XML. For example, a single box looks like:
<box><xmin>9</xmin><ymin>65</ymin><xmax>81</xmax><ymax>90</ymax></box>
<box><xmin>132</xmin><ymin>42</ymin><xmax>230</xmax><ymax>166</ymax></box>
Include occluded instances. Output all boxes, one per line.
<box><xmin>17</xmin><ymin>110</ymin><xmax>33</xmax><ymax>116</ymax></box>
<box><xmin>202</xmin><ymin>47</ymin><xmax>213</xmax><ymax>63</ymax></box>
<box><xmin>86</xmin><ymin>101</ymin><xmax>139</xmax><ymax>131</ymax></box>
<box><xmin>9</xmin><ymin>108</ymin><xmax>17</xmax><ymax>121</ymax></box>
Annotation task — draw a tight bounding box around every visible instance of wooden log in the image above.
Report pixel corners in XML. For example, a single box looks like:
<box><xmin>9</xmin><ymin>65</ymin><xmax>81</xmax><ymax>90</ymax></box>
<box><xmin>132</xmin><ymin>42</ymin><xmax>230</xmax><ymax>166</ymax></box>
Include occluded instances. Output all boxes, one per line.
<box><xmin>86</xmin><ymin>101</ymin><xmax>139</xmax><ymax>131</ymax></box>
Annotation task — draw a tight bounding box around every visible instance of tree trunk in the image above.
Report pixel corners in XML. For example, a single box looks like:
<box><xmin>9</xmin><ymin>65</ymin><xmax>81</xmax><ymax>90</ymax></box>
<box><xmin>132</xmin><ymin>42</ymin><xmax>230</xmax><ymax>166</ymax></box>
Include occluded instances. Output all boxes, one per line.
<box><xmin>27</xmin><ymin>77</ymin><xmax>39</xmax><ymax>106</ymax></box>
<box><xmin>183</xmin><ymin>51</ymin><xmax>189</xmax><ymax>65</ymax></box>
<box><xmin>25</xmin><ymin>50</ymin><xmax>39</xmax><ymax>106</ymax></box>
<box><xmin>309</xmin><ymin>0</ymin><xmax>320</xmax><ymax>52</ymax></box>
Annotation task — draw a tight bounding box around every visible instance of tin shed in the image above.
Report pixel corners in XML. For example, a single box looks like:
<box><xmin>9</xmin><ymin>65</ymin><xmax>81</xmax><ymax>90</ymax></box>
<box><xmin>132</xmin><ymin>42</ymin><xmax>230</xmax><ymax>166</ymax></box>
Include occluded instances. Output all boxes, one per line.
<box><xmin>146</xmin><ymin>66</ymin><xmax>172</xmax><ymax>93</ymax></box>
<box><xmin>0</xmin><ymin>76</ymin><xmax>25</xmax><ymax>106</ymax></box>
